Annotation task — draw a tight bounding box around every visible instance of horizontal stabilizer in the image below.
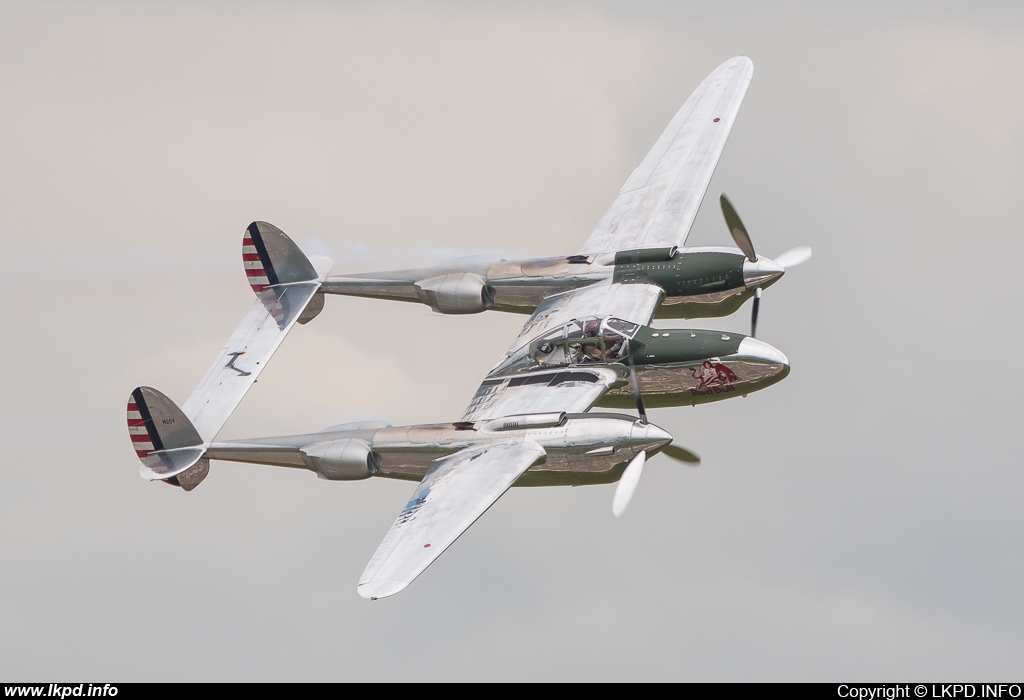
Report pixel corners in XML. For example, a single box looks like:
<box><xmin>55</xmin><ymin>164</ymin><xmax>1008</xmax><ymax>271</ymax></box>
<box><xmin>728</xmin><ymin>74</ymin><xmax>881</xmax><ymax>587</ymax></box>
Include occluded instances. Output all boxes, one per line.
<box><xmin>178</xmin><ymin>222</ymin><xmax>330</xmax><ymax>442</ymax></box>
<box><xmin>128</xmin><ymin>222</ymin><xmax>331</xmax><ymax>486</ymax></box>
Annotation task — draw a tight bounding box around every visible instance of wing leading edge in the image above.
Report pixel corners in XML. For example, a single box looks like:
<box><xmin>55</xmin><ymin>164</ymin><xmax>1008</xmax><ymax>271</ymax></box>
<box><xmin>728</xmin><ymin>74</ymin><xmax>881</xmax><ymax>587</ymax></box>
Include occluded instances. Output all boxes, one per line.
<box><xmin>578</xmin><ymin>56</ymin><xmax>753</xmax><ymax>255</ymax></box>
<box><xmin>358</xmin><ymin>439</ymin><xmax>547</xmax><ymax>599</ymax></box>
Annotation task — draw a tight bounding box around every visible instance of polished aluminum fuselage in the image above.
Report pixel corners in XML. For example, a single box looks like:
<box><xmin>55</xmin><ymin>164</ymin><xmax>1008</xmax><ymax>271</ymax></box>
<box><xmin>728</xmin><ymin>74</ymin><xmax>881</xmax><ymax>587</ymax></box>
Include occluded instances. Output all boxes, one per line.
<box><xmin>321</xmin><ymin>256</ymin><xmax>602</xmax><ymax>313</ymax></box>
<box><xmin>320</xmin><ymin>246</ymin><xmax>770</xmax><ymax>319</ymax></box>
<box><xmin>207</xmin><ymin>414</ymin><xmax>669</xmax><ymax>487</ymax></box>
<box><xmin>371</xmin><ymin>414</ymin><xmax>666</xmax><ymax>486</ymax></box>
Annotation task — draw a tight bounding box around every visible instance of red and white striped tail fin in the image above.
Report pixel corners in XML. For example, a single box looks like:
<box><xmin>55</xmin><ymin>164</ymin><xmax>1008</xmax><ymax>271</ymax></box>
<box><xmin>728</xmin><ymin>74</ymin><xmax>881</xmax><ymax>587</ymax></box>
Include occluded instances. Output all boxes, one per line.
<box><xmin>127</xmin><ymin>387</ymin><xmax>207</xmax><ymax>487</ymax></box>
<box><xmin>242</xmin><ymin>221</ymin><xmax>319</xmax><ymax>295</ymax></box>
<box><xmin>127</xmin><ymin>222</ymin><xmax>332</xmax><ymax>489</ymax></box>
<box><xmin>127</xmin><ymin>390</ymin><xmax>158</xmax><ymax>461</ymax></box>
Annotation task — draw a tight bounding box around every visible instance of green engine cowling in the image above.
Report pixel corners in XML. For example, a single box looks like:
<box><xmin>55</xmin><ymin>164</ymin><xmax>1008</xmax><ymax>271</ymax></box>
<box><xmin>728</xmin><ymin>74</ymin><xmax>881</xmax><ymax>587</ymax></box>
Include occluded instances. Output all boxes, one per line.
<box><xmin>613</xmin><ymin>248</ymin><xmax>746</xmax><ymax>295</ymax></box>
<box><xmin>612</xmin><ymin>248</ymin><xmax>751</xmax><ymax>319</ymax></box>
<box><xmin>598</xmin><ymin>327</ymin><xmax>790</xmax><ymax>409</ymax></box>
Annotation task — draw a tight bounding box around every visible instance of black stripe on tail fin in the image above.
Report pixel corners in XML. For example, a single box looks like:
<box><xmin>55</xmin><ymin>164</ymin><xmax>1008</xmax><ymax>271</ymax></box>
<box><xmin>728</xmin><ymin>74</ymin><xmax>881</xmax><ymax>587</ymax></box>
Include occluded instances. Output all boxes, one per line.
<box><xmin>242</xmin><ymin>221</ymin><xmax>318</xmax><ymax>295</ymax></box>
<box><xmin>127</xmin><ymin>387</ymin><xmax>206</xmax><ymax>484</ymax></box>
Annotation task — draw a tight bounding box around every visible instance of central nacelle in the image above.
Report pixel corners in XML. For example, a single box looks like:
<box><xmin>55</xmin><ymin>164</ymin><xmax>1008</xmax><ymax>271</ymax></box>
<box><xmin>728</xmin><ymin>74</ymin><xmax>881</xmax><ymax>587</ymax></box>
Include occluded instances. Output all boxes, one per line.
<box><xmin>490</xmin><ymin>314</ymin><xmax>789</xmax><ymax>408</ymax></box>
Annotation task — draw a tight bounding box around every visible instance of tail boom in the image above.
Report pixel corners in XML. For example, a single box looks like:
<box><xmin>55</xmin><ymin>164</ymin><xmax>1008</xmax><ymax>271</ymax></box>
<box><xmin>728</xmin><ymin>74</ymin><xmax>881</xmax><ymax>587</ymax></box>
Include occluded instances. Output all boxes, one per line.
<box><xmin>127</xmin><ymin>221</ymin><xmax>331</xmax><ymax>489</ymax></box>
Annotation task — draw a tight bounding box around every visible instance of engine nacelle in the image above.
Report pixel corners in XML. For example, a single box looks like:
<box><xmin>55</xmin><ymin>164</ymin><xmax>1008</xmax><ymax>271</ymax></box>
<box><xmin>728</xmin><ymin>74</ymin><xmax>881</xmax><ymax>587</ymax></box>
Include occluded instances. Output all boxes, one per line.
<box><xmin>302</xmin><ymin>438</ymin><xmax>381</xmax><ymax>481</ymax></box>
<box><xmin>415</xmin><ymin>273</ymin><xmax>495</xmax><ymax>314</ymax></box>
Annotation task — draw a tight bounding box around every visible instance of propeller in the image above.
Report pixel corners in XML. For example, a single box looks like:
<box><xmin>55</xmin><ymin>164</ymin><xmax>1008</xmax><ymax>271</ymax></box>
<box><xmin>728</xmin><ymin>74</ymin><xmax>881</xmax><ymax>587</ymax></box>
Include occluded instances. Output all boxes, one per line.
<box><xmin>625</xmin><ymin>345</ymin><xmax>647</xmax><ymax>424</ymax></box>
<box><xmin>611</xmin><ymin>342</ymin><xmax>651</xmax><ymax>517</ymax></box>
<box><xmin>662</xmin><ymin>444</ymin><xmax>701</xmax><ymax>465</ymax></box>
<box><xmin>775</xmin><ymin>245</ymin><xmax>812</xmax><ymax>269</ymax></box>
<box><xmin>624</xmin><ymin>340</ymin><xmax>703</xmax><ymax>464</ymax></box>
<box><xmin>720</xmin><ymin>194</ymin><xmax>756</xmax><ymax>262</ymax></box>
<box><xmin>611</xmin><ymin>346</ymin><xmax>702</xmax><ymax>516</ymax></box>
<box><xmin>751</xmin><ymin>287</ymin><xmax>762</xmax><ymax>339</ymax></box>
<box><xmin>611</xmin><ymin>443</ymin><xmax>701</xmax><ymax>517</ymax></box>
<box><xmin>612</xmin><ymin>450</ymin><xmax>646</xmax><ymax>518</ymax></box>
<box><xmin>720</xmin><ymin>194</ymin><xmax>812</xmax><ymax>338</ymax></box>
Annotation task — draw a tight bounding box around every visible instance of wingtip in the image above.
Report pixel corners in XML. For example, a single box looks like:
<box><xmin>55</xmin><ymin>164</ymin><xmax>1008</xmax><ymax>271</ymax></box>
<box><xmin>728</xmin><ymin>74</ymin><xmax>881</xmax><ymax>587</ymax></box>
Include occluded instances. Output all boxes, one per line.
<box><xmin>357</xmin><ymin>579</ymin><xmax>410</xmax><ymax>600</ymax></box>
<box><xmin>716</xmin><ymin>56</ymin><xmax>754</xmax><ymax>80</ymax></box>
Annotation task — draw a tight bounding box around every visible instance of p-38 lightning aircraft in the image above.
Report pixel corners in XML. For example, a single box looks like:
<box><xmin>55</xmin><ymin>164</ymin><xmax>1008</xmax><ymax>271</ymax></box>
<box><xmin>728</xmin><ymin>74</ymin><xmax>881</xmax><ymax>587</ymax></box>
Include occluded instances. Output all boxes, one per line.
<box><xmin>126</xmin><ymin>56</ymin><xmax>810</xmax><ymax>599</ymax></box>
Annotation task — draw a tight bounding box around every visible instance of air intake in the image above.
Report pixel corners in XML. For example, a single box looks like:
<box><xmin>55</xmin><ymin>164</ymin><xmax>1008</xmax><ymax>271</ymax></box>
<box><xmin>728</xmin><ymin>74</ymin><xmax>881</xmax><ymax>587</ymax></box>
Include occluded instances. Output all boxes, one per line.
<box><xmin>485</xmin><ymin>412</ymin><xmax>567</xmax><ymax>432</ymax></box>
<box><xmin>614</xmin><ymin>247</ymin><xmax>678</xmax><ymax>265</ymax></box>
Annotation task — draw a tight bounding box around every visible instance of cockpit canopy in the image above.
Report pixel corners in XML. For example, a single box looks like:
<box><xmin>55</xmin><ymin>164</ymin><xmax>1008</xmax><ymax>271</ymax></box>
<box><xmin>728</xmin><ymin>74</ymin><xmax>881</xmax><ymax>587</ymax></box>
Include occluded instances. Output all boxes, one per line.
<box><xmin>495</xmin><ymin>316</ymin><xmax>641</xmax><ymax>375</ymax></box>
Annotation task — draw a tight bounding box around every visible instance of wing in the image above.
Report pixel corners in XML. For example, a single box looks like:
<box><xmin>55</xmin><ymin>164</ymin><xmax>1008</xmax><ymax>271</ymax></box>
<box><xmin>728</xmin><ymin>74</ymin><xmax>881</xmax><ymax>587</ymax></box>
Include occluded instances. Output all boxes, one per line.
<box><xmin>578</xmin><ymin>56</ymin><xmax>753</xmax><ymax>255</ymax></box>
<box><xmin>463</xmin><ymin>365</ymin><xmax>622</xmax><ymax>422</ymax></box>
<box><xmin>358</xmin><ymin>439</ymin><xmax>547</xmax><ymax>599</ymax></box>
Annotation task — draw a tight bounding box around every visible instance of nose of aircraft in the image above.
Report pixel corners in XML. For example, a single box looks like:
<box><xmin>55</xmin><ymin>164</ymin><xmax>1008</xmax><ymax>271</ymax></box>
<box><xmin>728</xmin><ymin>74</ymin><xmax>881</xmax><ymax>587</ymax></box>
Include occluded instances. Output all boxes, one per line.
<box><xmin>737</xmin><ymin>336</ymin><xmax>790</xmax><ymax>366</ymax></box>
<box><xmin>742</xmin><ymin>257</ymin><xmax>785</xmax><ymax>289</ymax></box>
<box><xmin>630</xmin><ymin>421</ymin><xmax>673</xmax><ymax>455</ymax></box>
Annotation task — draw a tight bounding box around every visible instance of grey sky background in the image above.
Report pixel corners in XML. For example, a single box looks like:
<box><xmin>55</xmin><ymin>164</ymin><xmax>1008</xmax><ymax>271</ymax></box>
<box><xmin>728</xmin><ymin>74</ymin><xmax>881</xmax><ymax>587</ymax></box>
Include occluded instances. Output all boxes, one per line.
<box><xmin>1</xmin><ymin>1</ymin><xmax>1022</xmax><ymax>681</ymax></box>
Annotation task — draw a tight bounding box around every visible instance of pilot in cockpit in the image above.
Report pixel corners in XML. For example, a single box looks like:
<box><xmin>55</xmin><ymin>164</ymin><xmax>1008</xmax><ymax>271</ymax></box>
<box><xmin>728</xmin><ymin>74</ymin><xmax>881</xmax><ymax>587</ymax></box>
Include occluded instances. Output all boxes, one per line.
<box><xmin>571</xmin><ymin>319</ymin><xmax>628</xmax><ymax>364</ymax></box>
<box><xmin>603</xmin><ymin>334</ymin><xmax>624</xmax><ymax>360</ymax></box>
<box><xmin>576</xmin><ymin>320</ymin><xmax>603</xmax><ymax>363</ymax></box>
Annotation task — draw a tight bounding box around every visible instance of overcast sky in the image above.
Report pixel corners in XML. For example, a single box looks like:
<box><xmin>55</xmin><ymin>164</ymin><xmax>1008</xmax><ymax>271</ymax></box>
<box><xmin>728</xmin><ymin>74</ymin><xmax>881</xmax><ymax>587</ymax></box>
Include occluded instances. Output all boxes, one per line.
<box><xmin>2</xmin><ymin>0</ymin><xmax>1023</xmax><ymax>681</ymax></box>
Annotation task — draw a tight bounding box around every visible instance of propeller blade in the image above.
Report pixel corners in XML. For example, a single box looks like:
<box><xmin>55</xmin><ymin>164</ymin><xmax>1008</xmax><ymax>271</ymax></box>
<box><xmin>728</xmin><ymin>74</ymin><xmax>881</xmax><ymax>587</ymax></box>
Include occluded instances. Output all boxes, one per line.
<box><xmin>626</xmin><ymin>347</ymin><xmax>647</xmax><ymax>424</ymax></box>
<box><xmin>612</xmin><ymin>450</ymin><xmax>646</xmax><ymax>518</ymax></box>
<box><xmin>720</xmin><ymin>194</ymin><xmax>757</xmax><ymax>262</ymax></box>
<box><xmin>662</xmin><ymin>444</ymin><xmax>701</xmax><ymax>465</ymax></box>
<box><xmin>774</xmin><ymin>246</ymin><xmax>812</xmax><ymax>269</ymax></box>
<box><xmin>751</xmin><ymin>287</ymin><xmax>761</xmax><ymax>338</ymax></box>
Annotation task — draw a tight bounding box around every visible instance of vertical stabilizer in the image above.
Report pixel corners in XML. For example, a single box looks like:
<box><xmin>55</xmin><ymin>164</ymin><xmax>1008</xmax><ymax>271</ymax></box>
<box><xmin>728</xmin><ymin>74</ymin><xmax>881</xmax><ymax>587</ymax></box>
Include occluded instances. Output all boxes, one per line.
<box><xmin>127</xmin><ymin>386</ymin><xmax>206</xmax><ymax>483</ymax></box>
<box><xmin>243</xmin><ymin>221</ymin><xmax>318</xmax><ymax>293</ymax></box>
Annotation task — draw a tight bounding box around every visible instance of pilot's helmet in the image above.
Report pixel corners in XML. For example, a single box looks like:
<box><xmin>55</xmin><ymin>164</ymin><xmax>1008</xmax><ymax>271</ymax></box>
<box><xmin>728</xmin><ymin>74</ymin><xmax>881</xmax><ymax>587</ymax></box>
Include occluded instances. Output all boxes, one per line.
<box><xmin>583</xmin><ymin>319</ymin><xmax>601</xmax><ymax>336</ymax></box>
